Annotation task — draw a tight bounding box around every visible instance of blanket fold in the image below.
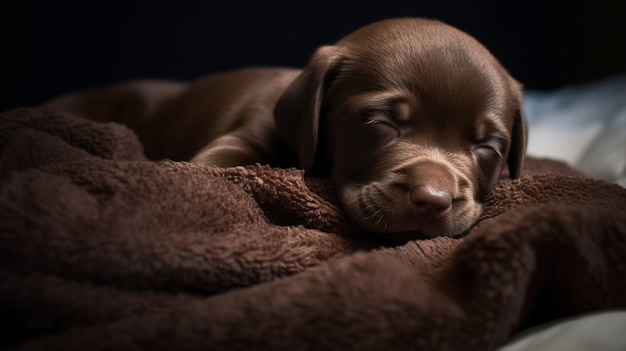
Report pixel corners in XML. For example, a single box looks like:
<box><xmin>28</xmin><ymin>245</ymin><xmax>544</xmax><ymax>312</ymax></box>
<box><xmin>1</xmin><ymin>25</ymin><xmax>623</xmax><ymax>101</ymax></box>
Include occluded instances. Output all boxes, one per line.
<box><xmin>1</xmin><ymin>108</ymin><xmax>625</xmax><ymax>350</ymax></box>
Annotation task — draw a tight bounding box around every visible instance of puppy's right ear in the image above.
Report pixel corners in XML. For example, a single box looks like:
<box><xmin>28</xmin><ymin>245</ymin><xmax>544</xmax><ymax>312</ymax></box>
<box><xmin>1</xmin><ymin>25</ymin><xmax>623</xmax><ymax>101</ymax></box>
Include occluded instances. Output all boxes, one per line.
<box><xmin>274</xmin><ymin>45</ymin><xmax>342</xmax><ymax>170</ymax></box>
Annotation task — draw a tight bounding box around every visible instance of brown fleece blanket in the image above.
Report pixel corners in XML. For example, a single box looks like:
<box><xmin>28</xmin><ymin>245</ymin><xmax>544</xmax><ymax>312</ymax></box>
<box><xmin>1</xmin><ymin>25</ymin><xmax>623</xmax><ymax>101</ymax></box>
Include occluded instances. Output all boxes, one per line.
<box><xmin>1</xmin><ymin>108</ymin><xmax>625</xmax><ymax>351</ymax></box>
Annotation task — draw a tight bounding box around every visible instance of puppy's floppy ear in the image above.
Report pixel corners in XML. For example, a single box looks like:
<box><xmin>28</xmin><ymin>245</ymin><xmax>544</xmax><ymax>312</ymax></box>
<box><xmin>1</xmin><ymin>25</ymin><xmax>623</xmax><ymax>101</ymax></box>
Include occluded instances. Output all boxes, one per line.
<box><xmin>507</xmin><ymin>81</ymin><xmax>528</xmax><ymax>179</ymax></box>
<box><xmin>274</xmin><ymin>45</ymin><xmax>343</xmax><ymax>170</ymax></box>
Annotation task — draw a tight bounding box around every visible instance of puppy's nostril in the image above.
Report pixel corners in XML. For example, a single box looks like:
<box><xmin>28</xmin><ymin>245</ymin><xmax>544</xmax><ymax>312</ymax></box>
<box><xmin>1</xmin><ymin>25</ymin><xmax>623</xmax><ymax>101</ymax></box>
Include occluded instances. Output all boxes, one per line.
<box><xmin>409</xmin><ymin>185</ymin><xmax>452</xmax><ymax>214</ymax></box>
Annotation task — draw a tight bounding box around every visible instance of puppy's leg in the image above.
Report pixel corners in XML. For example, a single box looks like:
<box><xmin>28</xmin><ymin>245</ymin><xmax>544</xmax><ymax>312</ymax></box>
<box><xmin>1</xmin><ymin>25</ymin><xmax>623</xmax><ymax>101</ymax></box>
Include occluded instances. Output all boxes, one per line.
<box><xmin>189</xmin><ymin>134</ymin><xmax>262</xmax><ymax>168</ymax></box>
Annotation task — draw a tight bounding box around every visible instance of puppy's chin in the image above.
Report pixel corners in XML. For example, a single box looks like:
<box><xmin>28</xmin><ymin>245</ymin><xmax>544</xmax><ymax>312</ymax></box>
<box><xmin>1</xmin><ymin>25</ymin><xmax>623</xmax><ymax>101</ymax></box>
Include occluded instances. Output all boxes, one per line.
<box><xmin>337</xmin><ymin>182</ymin><xmax>482</xmax><ymax>242</ymax></box>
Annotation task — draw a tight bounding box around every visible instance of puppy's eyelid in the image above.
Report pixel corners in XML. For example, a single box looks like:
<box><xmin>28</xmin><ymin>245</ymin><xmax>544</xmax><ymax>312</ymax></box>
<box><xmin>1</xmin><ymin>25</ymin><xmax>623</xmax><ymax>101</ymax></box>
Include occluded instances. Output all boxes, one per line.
<box><xmin>486</xmin><ymin>145</ymin><xmax>503</xmax><ymax>157</ymax></box>
<box><xmin>472</xmin><ymin>128</ymin><xmax>507</xmax><ymax>155</ymax></box>
<box><xmin>473</xmin><ymin>139</ymin><xmax>504</xmax><ymax>157</ymax></box>
<box><xmin>362</xmin><ymin>109</ymin><xmax>394</xmax><ymax>123</ymax></box>
<box><xmin>474</xmin><ymin>124</ymin><xmax>507</xmax><ymax>144</ymax></box>
<box><xmin>361</xmin><ymin>110</ymin><xmax>401</xmax><ymax>138</ymax></box>
<box><xmin>476</xmin><ymin>135</ymin><xmax>503</xmax><ymax>145</ymax></box>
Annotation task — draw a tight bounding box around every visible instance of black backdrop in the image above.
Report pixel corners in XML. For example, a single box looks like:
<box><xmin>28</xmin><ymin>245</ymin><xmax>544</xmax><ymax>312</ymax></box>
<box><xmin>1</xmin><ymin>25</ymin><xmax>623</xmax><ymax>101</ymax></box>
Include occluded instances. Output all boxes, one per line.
<box><xmin>2</xmin><ymin>0</ymin><xmax>625</xmax><ymax>112</ymax></box>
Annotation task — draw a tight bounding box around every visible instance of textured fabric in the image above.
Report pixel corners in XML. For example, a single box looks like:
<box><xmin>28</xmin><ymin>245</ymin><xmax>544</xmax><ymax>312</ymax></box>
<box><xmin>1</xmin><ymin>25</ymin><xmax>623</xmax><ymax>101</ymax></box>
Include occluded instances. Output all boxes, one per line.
<box><xmin>1</xmin><ymin>108</ymin><xmax>625</xmax><ymax>350</ymax></box>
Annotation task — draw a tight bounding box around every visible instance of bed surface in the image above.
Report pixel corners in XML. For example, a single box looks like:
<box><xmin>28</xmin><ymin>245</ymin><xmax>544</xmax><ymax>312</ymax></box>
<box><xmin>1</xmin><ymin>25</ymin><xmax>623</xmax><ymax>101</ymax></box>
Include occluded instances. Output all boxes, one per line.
<box><xmin>1</xmin><ymin>76</ymin><xmax>625</xmax><ymax>350</ymax></box>
<box><xmin>525</xmin><ymin>75</ymin><xmax>626</xmax><ymax>186</ymax></box>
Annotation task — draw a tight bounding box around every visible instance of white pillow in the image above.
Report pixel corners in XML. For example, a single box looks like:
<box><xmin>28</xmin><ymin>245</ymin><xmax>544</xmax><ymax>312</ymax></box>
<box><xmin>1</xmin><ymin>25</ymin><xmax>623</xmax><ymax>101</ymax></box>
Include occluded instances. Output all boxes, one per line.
<box><xmin>524</xmin><ymin>76</ymin><xmax>626</xmax><ymax>186</ymax></box>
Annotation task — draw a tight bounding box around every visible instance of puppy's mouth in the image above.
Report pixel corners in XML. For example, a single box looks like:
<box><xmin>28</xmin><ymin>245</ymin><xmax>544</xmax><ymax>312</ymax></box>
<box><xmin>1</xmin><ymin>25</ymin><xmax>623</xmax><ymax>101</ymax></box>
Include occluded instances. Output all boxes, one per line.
<box><xmin>338</xmin><ymin>182</ymin><xmax>481</xmax><ymax>241</ymax></box>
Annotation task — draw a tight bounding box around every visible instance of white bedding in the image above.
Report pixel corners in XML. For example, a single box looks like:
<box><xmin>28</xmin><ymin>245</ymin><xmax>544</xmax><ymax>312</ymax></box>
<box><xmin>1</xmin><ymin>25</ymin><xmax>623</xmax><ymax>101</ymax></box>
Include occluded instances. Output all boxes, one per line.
<box><xmin>524</xmin><ymin>75</ymin><xmax>626</xmax><ymax>186</ymax></box>
<box><xmin>499</xmin><ymin>311</ymin><xmax>626</xmax><ymax>351</ymax></box>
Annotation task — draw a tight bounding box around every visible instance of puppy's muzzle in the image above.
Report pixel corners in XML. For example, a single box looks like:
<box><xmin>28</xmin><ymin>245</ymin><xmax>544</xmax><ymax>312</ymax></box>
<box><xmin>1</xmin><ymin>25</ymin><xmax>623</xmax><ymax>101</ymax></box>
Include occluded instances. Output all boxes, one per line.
<box><xmin>339</xmin><ymin>156</ymin><xmax>479</xmax><ymax>241</ymax></box>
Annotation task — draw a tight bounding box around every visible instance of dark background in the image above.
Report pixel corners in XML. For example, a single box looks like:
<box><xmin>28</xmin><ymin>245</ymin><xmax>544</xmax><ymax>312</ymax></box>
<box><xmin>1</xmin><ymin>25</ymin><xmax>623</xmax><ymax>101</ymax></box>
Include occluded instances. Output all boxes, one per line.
<box><xmin>2</xmin><ymin>0</ymin><xmax>625</xmax><ymax>113</ymax></box>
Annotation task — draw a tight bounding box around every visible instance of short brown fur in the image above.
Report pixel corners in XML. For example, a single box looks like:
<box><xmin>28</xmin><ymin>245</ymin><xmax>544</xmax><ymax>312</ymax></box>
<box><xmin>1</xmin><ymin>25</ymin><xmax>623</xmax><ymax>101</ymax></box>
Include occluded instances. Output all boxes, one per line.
<box><xmin>44</xmin><ymin>18</ymin><xmax>527</xmax><ymax>240</ymax></box>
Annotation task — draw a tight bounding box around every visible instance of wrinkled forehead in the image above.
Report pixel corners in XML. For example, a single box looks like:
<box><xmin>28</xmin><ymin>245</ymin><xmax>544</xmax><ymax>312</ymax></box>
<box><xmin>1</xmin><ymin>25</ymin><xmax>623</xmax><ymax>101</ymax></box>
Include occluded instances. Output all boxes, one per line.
<box><xmin>333</xmin><ymin>21</ymin><xmax>509</xmax><ymax>113</ymax></box>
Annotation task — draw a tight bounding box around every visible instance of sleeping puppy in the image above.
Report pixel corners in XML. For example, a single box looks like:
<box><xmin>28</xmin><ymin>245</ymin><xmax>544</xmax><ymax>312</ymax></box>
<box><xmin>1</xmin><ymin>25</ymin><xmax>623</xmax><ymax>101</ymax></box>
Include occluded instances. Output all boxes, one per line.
<box><xmin>44</xmin><ymin>18</ymin><xmax>527</xmax><ymax>241</ymax></box>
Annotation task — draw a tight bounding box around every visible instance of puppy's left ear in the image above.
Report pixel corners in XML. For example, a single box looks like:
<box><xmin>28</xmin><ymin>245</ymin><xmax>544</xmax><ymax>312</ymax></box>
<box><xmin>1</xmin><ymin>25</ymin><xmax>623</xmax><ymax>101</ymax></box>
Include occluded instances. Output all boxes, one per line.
<box><xmin>274</xmin><ymin>45</ymin><xmax>343</xmax><ymax>171</ymax></box>
<box><xmin>507</xmin><ymin>81</ymin><xmax>528</xmax><ymax>179</ymax></box>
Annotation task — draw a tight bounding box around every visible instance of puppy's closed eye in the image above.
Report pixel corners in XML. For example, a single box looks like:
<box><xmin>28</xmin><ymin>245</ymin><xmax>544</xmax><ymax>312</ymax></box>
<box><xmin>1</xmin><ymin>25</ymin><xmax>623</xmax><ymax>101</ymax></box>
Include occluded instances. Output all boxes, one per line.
<box><xmin>473</xmin><ymin>141</ymin><xmax>503</xmax><ymax>158</ymax></box>
<box><xmin>362</xmin><ymin>110</ymin><xmax>401</xmax><ymax>139</ymax></box>
<box><xmin>472</xmin><ymin>122</ymin><xmax>507</xmax><ymax>159</ymax></box>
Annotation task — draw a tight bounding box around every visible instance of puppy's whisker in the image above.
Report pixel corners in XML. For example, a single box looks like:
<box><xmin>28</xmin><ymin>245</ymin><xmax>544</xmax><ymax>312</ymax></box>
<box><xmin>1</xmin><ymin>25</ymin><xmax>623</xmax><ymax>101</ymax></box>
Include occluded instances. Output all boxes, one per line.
<box><xmin>367</xmin><ymin>207</ymin><xmax>384</xmax><ymax>223</ymax></box>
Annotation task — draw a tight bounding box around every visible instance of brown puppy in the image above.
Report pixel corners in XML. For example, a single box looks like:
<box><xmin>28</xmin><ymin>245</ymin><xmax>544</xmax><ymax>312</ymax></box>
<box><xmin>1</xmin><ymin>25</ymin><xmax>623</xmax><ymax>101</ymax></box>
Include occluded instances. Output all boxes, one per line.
<box><xmin>44</xmin><ymin>18</ymin><xmax>527</xmax><ymax>241</ymax></box>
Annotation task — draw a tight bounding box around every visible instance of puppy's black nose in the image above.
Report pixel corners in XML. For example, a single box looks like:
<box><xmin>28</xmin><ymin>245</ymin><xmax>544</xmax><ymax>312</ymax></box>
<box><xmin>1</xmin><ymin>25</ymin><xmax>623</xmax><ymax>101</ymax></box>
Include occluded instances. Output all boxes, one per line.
<box><xmin>409</xmin><ymin>185</ymin><xmax>452</xmax><ymax>216</ymax></box>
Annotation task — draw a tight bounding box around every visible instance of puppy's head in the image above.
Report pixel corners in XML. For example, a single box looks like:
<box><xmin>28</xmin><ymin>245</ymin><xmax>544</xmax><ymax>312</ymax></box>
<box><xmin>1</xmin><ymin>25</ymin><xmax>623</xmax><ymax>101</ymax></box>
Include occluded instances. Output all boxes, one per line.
<box><xmin>275</xmin><ymin>18</ymin><xmax>527</xmax><ymax>241</ymax></box>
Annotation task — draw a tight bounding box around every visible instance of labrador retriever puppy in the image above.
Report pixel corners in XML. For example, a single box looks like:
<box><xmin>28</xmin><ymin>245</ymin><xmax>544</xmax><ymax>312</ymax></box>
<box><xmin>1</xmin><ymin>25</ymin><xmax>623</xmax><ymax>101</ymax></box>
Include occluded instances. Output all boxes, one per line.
<box><xmin>44</xmin><ymin>18</ymin><xmax>527</xmax><ymax>241</ymax></box>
